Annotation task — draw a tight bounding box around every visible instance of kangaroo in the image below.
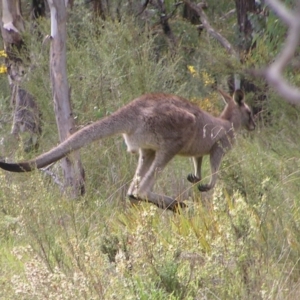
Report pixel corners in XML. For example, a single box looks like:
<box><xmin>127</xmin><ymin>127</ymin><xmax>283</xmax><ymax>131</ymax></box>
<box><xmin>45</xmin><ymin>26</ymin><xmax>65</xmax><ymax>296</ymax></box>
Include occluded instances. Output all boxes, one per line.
<box><xmin>0</xmin><ymin>89</ymin><xmax>255</xmax><ymax>210</ymax></box>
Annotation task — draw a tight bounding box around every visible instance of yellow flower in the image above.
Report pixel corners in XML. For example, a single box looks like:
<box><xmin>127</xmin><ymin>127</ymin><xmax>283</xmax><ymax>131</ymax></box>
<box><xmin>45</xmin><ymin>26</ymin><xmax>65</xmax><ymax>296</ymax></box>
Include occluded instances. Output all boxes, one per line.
<box><xmin>0</xmin><ymin>50</ymin><xmax>7</xmax><ymax>57</ymax></box>
<box><xmin>187</xmin><ymin>65</ymin><xmax>197</xmax><ymax>77</ymax></box>
<box><xmin>0</xmin><ymin>65</ymin><xmax>7</xmax><ymax>74</ymax></box>
<box><xmin>201</xmin><ymin>71</ymin><xmax>215</xmax><ymax>86</ymax></box>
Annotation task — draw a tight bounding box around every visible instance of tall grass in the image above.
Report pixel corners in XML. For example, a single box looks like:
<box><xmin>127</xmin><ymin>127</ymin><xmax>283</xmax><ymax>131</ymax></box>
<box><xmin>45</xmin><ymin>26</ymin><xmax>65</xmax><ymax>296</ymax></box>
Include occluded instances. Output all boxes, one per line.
<box><xmin>1</xmin><ymin>7</ymin><xmax>300</xmax><ymax>300</ymax></box>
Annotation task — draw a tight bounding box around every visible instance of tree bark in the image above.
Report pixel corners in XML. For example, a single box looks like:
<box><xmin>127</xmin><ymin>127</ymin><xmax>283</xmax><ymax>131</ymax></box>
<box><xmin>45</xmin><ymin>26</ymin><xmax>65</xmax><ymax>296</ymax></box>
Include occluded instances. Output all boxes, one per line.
<box><xmin>32</xmin><ymin>0</ymin><xmax>46</xmax><ymax>19</ymax></box>
<box><xmin>0</xmin><ymin>0</ymin><xmax>24</xmax><ymax>56</ymax></box>
<box><xmin>92</xmin><ymin>0</ymin><xmax>105</xmax><ymax>20</ymax></box>
<box><xmin>0</xmin><ymin>0</ymin><xmax>24</xmax><ymax>74</ymax></box>
<box><xmin>156</xmin><ymin>0</ymin><xmax>177</xmax><ymax>49</ymax></box>
<box><xmin>234</xmin><ymin>0</ymin><xmax>256</xmax><ymax>58</ymax></box>
<box><xmin>0</xmin><ymin>0</ymin><xmax>42</xmax><ymax>151</ymax></box>
<box><xmin>47</xmin><ymin>0</ymin><xmax>85</xmax><ymax>197</ymax></box>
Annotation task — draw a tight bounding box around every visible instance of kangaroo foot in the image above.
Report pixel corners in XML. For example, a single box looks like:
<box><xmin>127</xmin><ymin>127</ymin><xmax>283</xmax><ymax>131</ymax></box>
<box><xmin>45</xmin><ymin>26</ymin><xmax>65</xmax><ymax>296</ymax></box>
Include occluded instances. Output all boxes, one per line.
<box><xmin>198</xmin><ymin>184</ymin><xmax>212</xmax><ymax>192</ymax></box>
<box><xmin>187</xmin><ymin>174</ymin><xmax>200</xmax><ymax>183</ymax></box>
<box><xmin>128</xmin><ymin>194</ymin><xmax>186</xmax><ymax>212</ymax></box>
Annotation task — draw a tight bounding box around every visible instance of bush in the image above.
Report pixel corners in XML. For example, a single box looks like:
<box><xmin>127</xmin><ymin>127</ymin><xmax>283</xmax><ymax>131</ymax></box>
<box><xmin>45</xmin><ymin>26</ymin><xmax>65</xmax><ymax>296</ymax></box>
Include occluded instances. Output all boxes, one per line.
<box><xmin>1</xmin><ymin>5</ymin><xmax>300</xmax><ymax>300</ymax></box>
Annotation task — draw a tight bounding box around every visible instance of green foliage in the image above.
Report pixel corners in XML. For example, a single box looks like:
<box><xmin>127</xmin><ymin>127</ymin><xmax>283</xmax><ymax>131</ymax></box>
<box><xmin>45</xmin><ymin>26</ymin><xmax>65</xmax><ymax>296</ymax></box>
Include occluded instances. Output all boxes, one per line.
<box><xmin>1</xmin><ymin>3</ymin><xmax>300</xmax><ymax>300</ymax></box>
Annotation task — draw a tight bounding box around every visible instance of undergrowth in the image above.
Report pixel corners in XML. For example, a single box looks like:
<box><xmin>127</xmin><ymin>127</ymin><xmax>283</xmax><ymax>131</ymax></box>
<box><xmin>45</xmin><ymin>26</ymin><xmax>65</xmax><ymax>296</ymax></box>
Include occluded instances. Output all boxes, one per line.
<box><xmin>1</xmin><ymin>6</ymin><xmax>300</xmax><ymax>300</ymax></box>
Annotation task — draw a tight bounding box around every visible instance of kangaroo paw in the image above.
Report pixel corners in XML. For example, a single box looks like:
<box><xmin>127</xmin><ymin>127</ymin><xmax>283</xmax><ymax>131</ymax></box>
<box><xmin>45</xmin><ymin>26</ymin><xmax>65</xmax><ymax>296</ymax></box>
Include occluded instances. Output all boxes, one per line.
<box><xmin>198</xmin><ymin>184</ymin><xmax>212</xmax><ymax>192</ymax></box>
<box><xmin>168</xmin><ymin>201</ymin><xmax>187</xmax><ymax>213</ymax></box>
<box><xmin>187</xmin><ymin>173</ymin><xmax>201</xmax><ymax>183</ymax></box>
<box><xmin>128</xmin><ymin>194</ymin><xmax>140</xmax><ymax>201</ymax></box>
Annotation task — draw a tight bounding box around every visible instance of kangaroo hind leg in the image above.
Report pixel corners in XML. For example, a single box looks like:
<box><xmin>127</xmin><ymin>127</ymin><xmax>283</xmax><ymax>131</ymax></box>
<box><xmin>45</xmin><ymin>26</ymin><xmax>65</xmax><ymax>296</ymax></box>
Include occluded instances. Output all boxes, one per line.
<box><xmin>130</xmin><ymin>149</ymin><xmax>185</xmax><ymax>211</ymax></box>
<box><xmin>127</xmin><ymin>149</ymin><xmax>155</xmax><ymax>197</ymax></box>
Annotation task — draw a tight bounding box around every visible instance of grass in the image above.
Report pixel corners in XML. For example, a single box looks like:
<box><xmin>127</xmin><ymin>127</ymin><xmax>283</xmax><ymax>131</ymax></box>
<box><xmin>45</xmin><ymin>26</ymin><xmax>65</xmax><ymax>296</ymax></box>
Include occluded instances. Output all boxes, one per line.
<box><xmin>1</xmin><ymin>7</ymin><xmax>300</xmax><ymax>300</ymax></box>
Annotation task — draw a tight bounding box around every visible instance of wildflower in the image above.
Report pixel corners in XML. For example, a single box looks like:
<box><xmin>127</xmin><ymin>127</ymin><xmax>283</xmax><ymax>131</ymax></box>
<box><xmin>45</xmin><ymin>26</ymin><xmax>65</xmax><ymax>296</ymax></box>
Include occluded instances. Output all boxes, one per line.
<box><xmin>0</xmin><ymin>65</ymin><xmax>7</xmax><ymax>74</ymax></box>
<box><xmin>0</xmin><ymin>50</ymin><xmax>7</xmax><ymax>57</ymax></box>
<box><xmin>201</xmin><ymin>71</ymin><xmax>215</xmax><ymax>86</ymax></box>
<box><xmin>187</xmin><ymin>65</ymin><xmax>197</xmax><ymax>77</ymax></box>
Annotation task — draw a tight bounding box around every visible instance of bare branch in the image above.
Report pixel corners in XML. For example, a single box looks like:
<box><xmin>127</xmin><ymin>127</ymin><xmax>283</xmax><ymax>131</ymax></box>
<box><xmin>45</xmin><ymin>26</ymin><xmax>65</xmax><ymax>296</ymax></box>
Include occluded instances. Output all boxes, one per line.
<box><xmin>136</xmin><ymin>0</ymin><xmax>150</xmax><ymax>17</ymax></box>
<box><xmin>252</xmin><ymin>0</ymin><xmax>300</xmax><ymax>105</ymax></box>
<box><xmin>183</xmin><ymin>0</ymin><xmax>300</xmax><ymax>104</ymax></box>
<box><xmin>267</xmin><ymin>0</ymin><xmax>300</xmax><ymax>72</ymax></box>
<box><xmin>40</xmin><ymin>164</ymin><xmax>64</xmax><ymax>190</ymax></box>
<box><xmin>183</xmin><ymin>0</ymin><xmax>239</xmax><ymax>59</ymax></box>
<box><xmin>154</xmin><ymin>0</ymin><xmax>178</xmax><ymax>49</ymax></box>
<box><xmin>264</xmin><ymin>0</ymin><xmax>295</xmax><ymax>26</ymax></box>
<box><xmin>165</xmin><ymin>2</ymin><xmax>183</xmax><ymax>21</ymax></box>
<box><xmin>220</xmin><ymin>9</ymin><xmax>236</xmax><ymax>21</ymax></box>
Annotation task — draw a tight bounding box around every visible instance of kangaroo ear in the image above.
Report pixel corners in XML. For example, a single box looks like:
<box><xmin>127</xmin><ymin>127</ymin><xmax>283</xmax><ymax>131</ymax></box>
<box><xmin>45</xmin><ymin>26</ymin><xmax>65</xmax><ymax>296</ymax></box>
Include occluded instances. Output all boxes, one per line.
<box><xmin>218</xmin><ymin>89</ymin><xmax>232</xmax><ymax>104</ymax></box>
<box><xmin>233</xmin><ymin>89</ymin><xmax>245</xmax><ymax>106</ymax></box>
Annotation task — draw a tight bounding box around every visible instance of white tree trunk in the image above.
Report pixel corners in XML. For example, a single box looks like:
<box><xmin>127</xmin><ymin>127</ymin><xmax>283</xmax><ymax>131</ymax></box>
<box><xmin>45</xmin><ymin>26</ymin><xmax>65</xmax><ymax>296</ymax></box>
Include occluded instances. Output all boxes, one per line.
<box><xmin>48</xmin><ymin>0</ymin><xmax>85</xmax><ymax>197</ymax></box>
<box><xmin>0</xmin><ymin>0</ymin><xmax>24</xmax><ymax>83</ymax></box>
<box><xmin>1</xmin><ymin>0</ymin><xmax>24</xmax><ymax>50</ymax></box>
<box><xmin>0</xmin><ymin>0</ymin><xmax>42</xmax><ymax>152</ymax></box>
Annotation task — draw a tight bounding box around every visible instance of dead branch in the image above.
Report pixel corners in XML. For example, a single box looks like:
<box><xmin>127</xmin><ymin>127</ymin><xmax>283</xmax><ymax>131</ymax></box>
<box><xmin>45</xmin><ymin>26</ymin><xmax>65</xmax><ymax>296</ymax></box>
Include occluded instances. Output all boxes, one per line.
<box><xmin>40</xmin><ymin>163</ymin><xmax>64</xmax><ymax>191</ymax></box>
<box><xmin>165</xmin><ymin>2</ymin><xmax>183</xmax><ymax>21</ymax></box>
<box><xmin>249</xmin><ymin>0</ymin><xmax>300</xmax><ymax>105</ymax></box>
<box><xmin>154</xmin><ymin>0</ymin><xmax>178</xmax><ymax>48</ymax></box>
<box><xmin>183</xmin><ymin>0</ymin><xmax>300</xmax><ymax>104</ymax></box>
<box><xmin>182</xmin><ymin>0</ymin><xmax>239</xmax><ymax>59</ymax></box>
<box><xmin>220</xmin><ymin>9</ymin><xmax>236</xmax><ymax>21</ymax></box>
<box><xmin>136</xmin><ymin>0</ymin><xmax>150</xmax><ymax>17</ymax></box>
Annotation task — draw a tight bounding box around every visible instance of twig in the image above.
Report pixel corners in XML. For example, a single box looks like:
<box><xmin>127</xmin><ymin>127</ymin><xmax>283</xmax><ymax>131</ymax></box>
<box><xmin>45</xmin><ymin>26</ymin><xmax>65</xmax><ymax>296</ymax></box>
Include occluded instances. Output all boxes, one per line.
<box><xmin>165</xmin><ymin>2</ymin><xmax>183</xmax><ymax>21</ymax></box>
<box><xmin>136</xmin><ymin>0</ymin><xmax>150</xmax><ymax>17</ymax></box>
<box><xmin>40</xmin><ymin>163</ymin><xmax>64</xmax><ymax>190</ymax></box>
<box><xmin>220</xmin><ymin>9</ymin><xmax>236</xmax><ymax>21</ymax></box>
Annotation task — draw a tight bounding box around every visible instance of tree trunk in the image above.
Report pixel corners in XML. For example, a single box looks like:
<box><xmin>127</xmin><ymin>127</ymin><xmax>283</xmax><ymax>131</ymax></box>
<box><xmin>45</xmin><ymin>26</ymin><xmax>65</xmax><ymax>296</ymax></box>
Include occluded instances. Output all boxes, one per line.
<box><xmin>0</xmin><ymin>0</ymin><xmax>24</xmax><ymax>82</ymax></box>
<box><xmin>47</xmin><ymin>0</ymin><xmax>85</xmax><ymax>197</ymax></box>
<box><xmin>235</xmin><ymin>0</ymin><xmax>256</xmax><ymax>58</ymax></box>
<box><xmin>234</xmin><ymin>0</ymin><xmax>266</xmax><ymax>103</ymax></box>
<box><xmin>32</xmin><ymin>0</ymin><xmax>46</xmax><ymax>19</ymax></box>
<box><xmin>1</xmin><ymin>0</ymin><xmax>42</xmax><ymax>151</ymax></box>
<box><xmin>92</xmin><ymin>0</ymin><xmax>105</xmax><ymax>20</ymax></box>
<box><xmin>0</xmin><ymin>0</ymin><xmax>24</xmax><ymax>55</ymax></box>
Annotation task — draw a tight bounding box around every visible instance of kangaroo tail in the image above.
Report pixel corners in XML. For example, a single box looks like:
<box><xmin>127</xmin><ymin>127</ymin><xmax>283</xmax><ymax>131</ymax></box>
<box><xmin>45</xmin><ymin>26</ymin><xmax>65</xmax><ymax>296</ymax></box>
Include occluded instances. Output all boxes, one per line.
<box><xmin>0</xmin><ymin>161</ymin><xmax>33</xmax><ymax>172</ymax></box>
<box><xmin>0</xmin><ymin>111</ymin><xmax>131</xmax><ymax>172</ymax></box>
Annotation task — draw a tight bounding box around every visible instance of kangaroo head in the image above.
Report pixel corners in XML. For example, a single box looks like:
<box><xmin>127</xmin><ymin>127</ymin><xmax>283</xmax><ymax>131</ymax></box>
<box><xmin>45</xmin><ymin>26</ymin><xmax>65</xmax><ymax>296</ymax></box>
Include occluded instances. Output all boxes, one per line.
<box><xmin>219</xmin><ymin>89</ymin><xmax>256</xmax><ymax>131</ymax></box>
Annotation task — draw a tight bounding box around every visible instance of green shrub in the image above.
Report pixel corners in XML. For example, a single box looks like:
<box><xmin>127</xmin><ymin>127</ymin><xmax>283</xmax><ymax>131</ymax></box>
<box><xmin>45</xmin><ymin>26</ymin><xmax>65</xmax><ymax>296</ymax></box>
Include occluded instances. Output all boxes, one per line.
<box><xmin>1</xmin><ymin>5</ymin><xmax>300</xmax><ymax>300</ymax></box>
